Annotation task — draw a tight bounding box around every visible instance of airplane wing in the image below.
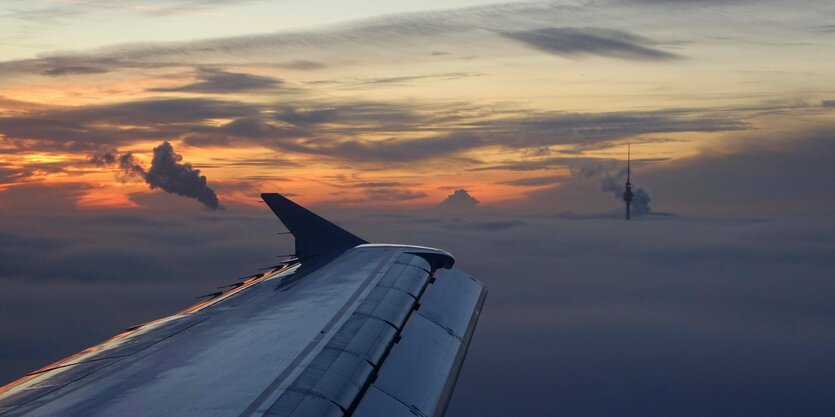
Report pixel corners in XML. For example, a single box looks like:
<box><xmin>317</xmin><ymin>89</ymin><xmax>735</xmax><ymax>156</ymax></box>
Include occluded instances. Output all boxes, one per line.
<box><xmin>0</xmin><ymin>193</ymin><xmax>486</xmax><ymax>417</ymax></box>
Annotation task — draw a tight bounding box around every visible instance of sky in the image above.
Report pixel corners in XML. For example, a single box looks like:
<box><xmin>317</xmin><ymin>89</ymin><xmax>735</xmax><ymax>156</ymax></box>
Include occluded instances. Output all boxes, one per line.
<box><xmin>1</xmin><ymin>0</ymin><xmax>835</xmax><ymax>415</ymax></box>
<box><xmin>1</xmin><ymin>0</ymin><xmax>834</xmax><ymax>212</ymax></box>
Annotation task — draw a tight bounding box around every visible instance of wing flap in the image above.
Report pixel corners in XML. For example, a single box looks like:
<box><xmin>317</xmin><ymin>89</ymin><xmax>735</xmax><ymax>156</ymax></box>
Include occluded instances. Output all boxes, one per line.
<box><xmin>266</xmin><ymin>262</ymin><xmax>485</xmax><ymax>417</ymax></box>
<box><xmin>414</xmin><ymin>268</ymin><xmax>486</xmax><ymax>342</ymax></box>
<box><xmin>354</xmin><ymin>314</ymin><xmax>463</xmax><ymax>417</ymax></box>
<box><xmin>263</xmin><ymin>391</ymin><xmax>344</xmax><ymax>417</ymax></box>
<box><xmin>263</xmin><ymin>251</ymin><xmax>436</xmax><ymax>415</ymax></box>
<box><xmin>351</xmin><ymin>267</ymin><xmax>486</xmax><ymax>417</ymax></box>
<box><xmin>350</xmin><ymin>388</ymin><xmax>418</xmax><ymax>417</ymax></box>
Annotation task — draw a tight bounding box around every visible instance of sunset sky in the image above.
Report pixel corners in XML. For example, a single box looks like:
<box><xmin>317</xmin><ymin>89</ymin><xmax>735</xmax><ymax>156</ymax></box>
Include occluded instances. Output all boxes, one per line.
<box><xmin>3</xmin><ymin>0</ymin><xmax>834</xmax><ymax>214</ymax></box>
<box><xmin>3</xmin><ymin>2</ymin><xmax>835</xmax><ymax>416</ymax></box>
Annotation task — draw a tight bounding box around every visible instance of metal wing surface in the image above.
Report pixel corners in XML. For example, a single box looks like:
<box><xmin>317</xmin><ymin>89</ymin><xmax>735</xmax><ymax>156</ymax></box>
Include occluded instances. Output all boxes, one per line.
<box><xmin>0</xmin><ymin>193</ymin><xmax>486</xmax><ymax>417</ymax></box>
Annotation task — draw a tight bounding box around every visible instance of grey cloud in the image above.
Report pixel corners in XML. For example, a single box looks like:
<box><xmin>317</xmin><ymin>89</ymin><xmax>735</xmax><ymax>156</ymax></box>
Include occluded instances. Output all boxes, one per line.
<box><xmin>324</xmin><ymin>133</ymin><xmax>484</xmax><ymax>162</ymax></box>
<box><xmin>366</xmin><ymin>188</ymin><xmax>427</xmax><ymax>202</ymax></box>
<box><xmin>0</xmin><ymin>6</ymin><xmax>468</xmax><ymax>75</ymax></box>
<box><xmin>0</xmin><ymin>117</ymin><xmax>170</xmax><ymax>152</ymax></box>
<box><xmin>205</xmin><ymin>157</ymin><xmax>298</xmax><ymax>168</ymax></box>
<box><xmin>3</xmin><ymin>4</ymin><xmax>85</xmax><ymax>22</ymax></box>
<box><xmin>0</xmin><ymin>98</ymin><xmax>398</xmax><ymax>155</ymax></box>
<box><xmin>437</xmin><ymin>189</ymin><xmax>480</xmax><ymax>214</ymax></box>
<box><xmin>517</xmin><ymin>126</ymin><xmax>835</xmax><ymax>218</ymax></box>
<box><xmin>0</xmin><ymin>209</ymin><xmax>287</xmax><ymax>376</ymax></box>
<box><xmin>521</xmin><ymin>146</ymin><xmax>553</xmax><ymax>157</ymax></box>
<box><xmin>0</xmin><ymin>161</ymin><xmax>74</xmax><ymax>184</ymax></box>
<box><xmin>275</xmin><ymin>60</ymin><xmax>326</xmax><ymax>70</ymax></box>
<box><xmin>274</xmin><ymin>102</ymin><xmax>428</xmax><ymax>128</ymax></box>
<box><xmin>0</xmin><ymin>165</ymin><xmax>26</xmax><ymax>184</ymax></box>
<box><xmin>498</xmin><ymin>174</ymin><xmax>568</xmax><ymax>186</ymax></box>
<box><xmin>451</xmin><ymin>219</ymin><xmax>528</xmax><ymax>230</ymax></box>
<box><xmin>0</xmin><ymin>86</ymin><xmax>779</xmax><ymax>169</ymax></box>
<box><xmin>631</xmin><ymin>0</ymin><xmax>754</xmax><ymax>4</ymax></box>
<box><xmin>0</xmin><ymin>56</ymin><xmax>147</xmax><ymax>77</ymax></box>
<box><xmin>0</xmin><ymin>98</ymin><xmax>260</xmax><ymax>151</ymax></box>
<box><xmin>0</xmin><ymin>95</ymin><xmax>46</xmax><ymax>111</ymax></box>
<box><xmin>501</xmin><ymin>27</ymin><xmax>681</xmax><ymax>61</ymax></box>
<box><xmin>0</xmin><ymin>99</ymin><xmax>749</xmax><ymax>164</ymax></box>
<box><xmin>274</xmin><ymin>108</ymin><xmax>743</xmax><ymax>163</ymax></box>
<box><xmin>58</xmin><ymin>98</ymin><xmax>258</xmax><ymax>125</ymax></box>
<box><xmin>221</xmin><ymin>117</ymin><xmax>286</xmax><ymax>138</ymax></box>
<box><xmin>808</xmin><ymin>24</ymin><xmax>835</xmax><ymax>33</ymax></box>
<box><xmin>502</xmin><ymin>110</ymin><xmax>743</xmax><ymax>140</ymax></box>
<box><xmin>181</xmin><ymin>117</ymin><xmax>308</xmax><ymax>150</ymax></box>
<box><xmin>225</xmin><ymin>118</ymin><xmax>298</xmax><ymax>138</ymax></box>
<box><xmin>5</xmin><ymin>0</ymin><xmax>272</xmax><ymax>22</ymax></box>
<box><xmin>0</xmin><ymin>117</ymin><xmax>96</xmax><ymax>142</ymax></box>
<box><xmin>196</xmin><ymin>110</ymin><xmax>484</xmax><ymax>160</ymax></box>
<box><xmin>42</xmin><ymin>65</ymin><xmax>109</xmax><ymax>76</ymax></box>
<box><xmin>472</xmin><ymin>157</ymin><xmax>583</xmax><ymax>172</ymax></box>
<box><xmin>3</xmin><ymin>88</ymin><xmax>758</xmax><ymax>170</ymax></box>
<box><xmin>356</xmin><ymin>182</ymin><xmax>402</xmax><ymax>188</ymax></box>
<box><xmin>570</xmin><ymin>160</ymin><xmax>622</xmax><ymax>179</ymax></box>
<box><xmin>443</xmin><ymin>216</ymin><xmax>835</xmax><ymax>417</ymax></box>
<box><xmin>641</xmin><ymin>129</ymin><xmax>835</xmax><ymax>216</ymax></box>
<box><xmin>273</xmin><ymin>108</ymin><xmax>341</xmax><ymax>125</ymax></box>
<box><xmin>0</xmin><ymin>182</ymin><xmax>92</xmax><ymax>211</ymax></box>
<box><xmin>149</xmin><ymin>69</ymin><xmax>283</xmax><ymax>94</ymax></box>
<box><xmin>319</xmin><ymin>72</ymin><xmax>480</xmax><ymax>87</ymax></box>
<box><xmin>457</xmin><ymin>108</ymin><xmax>747</xmax><ymax>171</ymax></box>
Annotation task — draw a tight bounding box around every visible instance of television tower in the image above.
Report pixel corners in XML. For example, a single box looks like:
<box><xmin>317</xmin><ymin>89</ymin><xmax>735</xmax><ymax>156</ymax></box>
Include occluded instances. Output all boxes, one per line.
<box><xmin>623</xmin><ymin>144</ymin><xmax>633</xmax><ymax>220</ymax></box>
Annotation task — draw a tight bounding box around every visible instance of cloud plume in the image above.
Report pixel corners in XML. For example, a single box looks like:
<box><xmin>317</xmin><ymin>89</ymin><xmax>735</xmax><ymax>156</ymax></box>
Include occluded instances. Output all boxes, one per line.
<box><xmin>91</xmin><ymin>142</ymin><xmax>221</xmax><ymax>210</ymax></box>
<box><xmin>572</xmin><ymin>161</ymin><xmax>652</xmax><ymax>216</ymax></box>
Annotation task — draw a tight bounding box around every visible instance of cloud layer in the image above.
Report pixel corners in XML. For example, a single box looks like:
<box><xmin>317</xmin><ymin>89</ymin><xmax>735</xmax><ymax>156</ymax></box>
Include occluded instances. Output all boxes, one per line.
<box><xmin>2</xmin><ymin>207</ymin><xmax>834</xmax><ymax>416</ymax></box>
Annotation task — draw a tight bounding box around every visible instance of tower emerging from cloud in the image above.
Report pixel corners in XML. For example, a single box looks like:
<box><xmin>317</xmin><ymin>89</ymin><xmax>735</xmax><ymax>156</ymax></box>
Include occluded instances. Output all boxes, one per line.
<box><xmin>623</xmin><ymin>144</ymin><xmax>634</xmax><ymax>220</ymax></box>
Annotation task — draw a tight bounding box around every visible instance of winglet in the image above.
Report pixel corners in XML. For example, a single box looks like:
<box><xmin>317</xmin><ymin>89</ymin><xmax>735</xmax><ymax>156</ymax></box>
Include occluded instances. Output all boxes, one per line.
<box><xmin>261</xmin><ymin>193</ymin><xmax>368</xmax><ymax>258</ymax></box>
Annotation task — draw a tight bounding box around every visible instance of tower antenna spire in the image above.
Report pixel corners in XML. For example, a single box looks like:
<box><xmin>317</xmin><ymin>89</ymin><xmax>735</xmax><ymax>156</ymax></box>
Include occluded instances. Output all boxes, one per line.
<box><xmin>623</xmin><ymin>144</ymin><xmax>634</xmax><ymax>220</ymax></box>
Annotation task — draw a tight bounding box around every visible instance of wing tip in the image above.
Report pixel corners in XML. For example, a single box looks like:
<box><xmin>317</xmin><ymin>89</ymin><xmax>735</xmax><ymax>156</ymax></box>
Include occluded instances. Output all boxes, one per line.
<box><xmin>261</xmin><ymin>192</ymin><xmax>367</xmax><ymax>257</ymax></box>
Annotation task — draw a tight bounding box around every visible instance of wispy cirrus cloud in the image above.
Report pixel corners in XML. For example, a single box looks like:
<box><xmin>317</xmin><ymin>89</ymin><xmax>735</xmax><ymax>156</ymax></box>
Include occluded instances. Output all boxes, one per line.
<box><xmin>0</xmin><ymin>2</ymin><xmax>688</xmax><ymax>78</ymax></box>
<box><xmin>4</xmin><ymin>0</ymin><xmax>273</xmax><ymax>22</ymax></box>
